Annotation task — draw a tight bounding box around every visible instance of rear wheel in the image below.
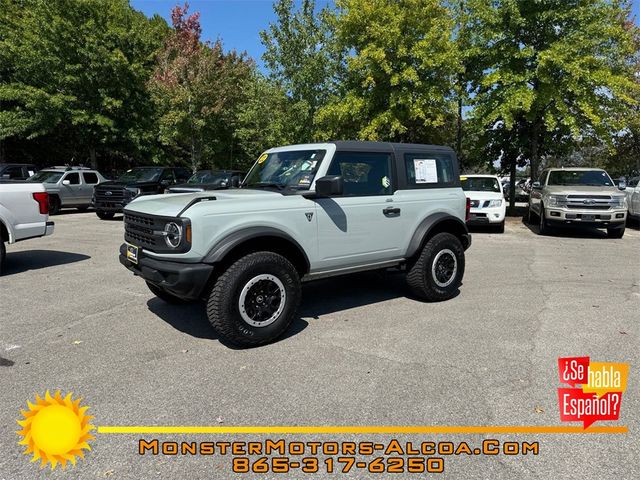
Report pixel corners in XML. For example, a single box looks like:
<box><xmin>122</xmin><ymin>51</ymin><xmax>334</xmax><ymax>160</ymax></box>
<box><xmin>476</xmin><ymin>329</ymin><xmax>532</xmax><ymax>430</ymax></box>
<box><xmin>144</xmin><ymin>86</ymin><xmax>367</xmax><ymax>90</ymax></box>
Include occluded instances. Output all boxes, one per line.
<box><xmin>206</xmin><ymin>251</ymin><xmax>301</xmax><ymax>347</ymax></box>
<box><xmin>49</xmin><ymin>196</ymin><xmax>61</xmax><ymax>215</ymax></box>
<box><xmin>96</xmin><ymin>210</ymin><xmax>115</xmax><ymax>220</ymax></box>
<box><xmin>607</xmin><ymin>226</ymin><xmax>625</xmax><ymax>239</ymax></box>
<box><xmin>406</xmin><ymin>232</ymin><xmax>465</xmax><ymax>301</ymax></box>
<box><xmin>146</xmin><ymin>281</ymin><xmax>190</xmax><ymax>304</ymax></box>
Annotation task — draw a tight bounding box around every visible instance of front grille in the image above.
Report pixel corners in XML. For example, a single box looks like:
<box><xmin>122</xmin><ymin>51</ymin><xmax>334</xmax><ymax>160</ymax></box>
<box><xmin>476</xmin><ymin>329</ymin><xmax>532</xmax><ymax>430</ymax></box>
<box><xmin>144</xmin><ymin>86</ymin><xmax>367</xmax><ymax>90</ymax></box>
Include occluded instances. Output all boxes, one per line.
<box><xmin>566</xmin><ymin>195</ymin><xmax>611</xmax><ymax>199</ymax></box>
<box><xmin>565</xmin><ymin>204</ymin><xmax>610</xmax><ymax>210</ymax></box>
<box><xmin>95</xmin><ymin>185</ymin><xmax>126</xmax><ymax>201</ymax></box>
<box><xmin>124</xmin><ymin>213</ymin><xmax>161</xmax><ymax>250</ymax></box>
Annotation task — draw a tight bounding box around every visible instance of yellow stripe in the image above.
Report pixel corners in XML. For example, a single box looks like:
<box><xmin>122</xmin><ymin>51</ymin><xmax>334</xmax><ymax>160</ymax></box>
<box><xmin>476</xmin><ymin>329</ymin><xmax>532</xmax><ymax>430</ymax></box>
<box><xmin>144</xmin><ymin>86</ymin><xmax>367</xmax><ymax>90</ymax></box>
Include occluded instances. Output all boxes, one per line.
<box><xmin>97</xmin><ymin>425</ymin><xmax>627</xmax><ymax>434</ymax></box>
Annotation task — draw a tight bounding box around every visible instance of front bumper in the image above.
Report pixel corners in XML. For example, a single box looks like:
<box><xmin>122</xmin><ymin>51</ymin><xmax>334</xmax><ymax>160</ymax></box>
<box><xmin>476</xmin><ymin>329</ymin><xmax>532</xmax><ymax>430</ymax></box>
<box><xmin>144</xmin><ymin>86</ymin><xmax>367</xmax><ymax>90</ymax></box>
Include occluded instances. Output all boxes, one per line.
<box><xmin>544</xmin><ymin>207</ymin><xmax>626</xmax><ymax>228</ymax></box>
<box><xmin>119</xmin><ymin>243</ymin><xmax>213</xmax><ymax>300</ymax></box>
<box><xmin>94</xmin><ymin>200</ymin><xmax>130</xmax><ymax>213</ymax></box>
<box><xmin>467</xmin><ymin>205</ymin><xmax>506</xmax><ymax>225</ymax></box>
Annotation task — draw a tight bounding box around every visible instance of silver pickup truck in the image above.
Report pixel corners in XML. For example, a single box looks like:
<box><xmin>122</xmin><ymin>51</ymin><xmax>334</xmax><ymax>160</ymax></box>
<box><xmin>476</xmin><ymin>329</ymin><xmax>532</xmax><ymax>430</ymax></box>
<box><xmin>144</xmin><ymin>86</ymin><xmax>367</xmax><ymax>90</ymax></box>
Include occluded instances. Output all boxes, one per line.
<box><xmin>0</xmin><ymin>182</ymin><xmax>55</xmax><ymax>273</ymax></box>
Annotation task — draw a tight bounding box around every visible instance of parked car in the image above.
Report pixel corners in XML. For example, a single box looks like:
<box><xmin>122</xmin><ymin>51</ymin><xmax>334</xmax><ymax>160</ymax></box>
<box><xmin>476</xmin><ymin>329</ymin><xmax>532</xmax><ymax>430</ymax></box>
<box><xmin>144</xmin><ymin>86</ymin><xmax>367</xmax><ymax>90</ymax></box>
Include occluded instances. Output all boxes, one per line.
<box><xmin>0</xmin><ymin>163</ymin><xmax>38</xmax><ymax>180</ymax></box>
<box><xmin>624</xmin><ymin>176</ymin><xmax>640</xmax><ymax>221</ymax></box>
<box><xmin>461</xmin><ymin>174</ymin><xmax>506</xmax><ymax>232</ymax></box>
<box><xmin>528</xmin><ymin>167</ymin><xmax>627</xmax><ymax>237</ymax></box>
<box><xmin>93</xmin><ymin>166</ymin><xmax>191</xmax><ymax>219</ymax></box>
<box><xmin>0</xmin><ymin>181</ymin><xmax>54</xmax><ymax>274</ymax></box>
<box><xmin>26</xmin><ymin>166</ymin><xmax>107</xmax><ymax>214</ymax></box>
<box><xmin>120</xmin><ymin>141</ymin><xmax>472</xmax><ymax>347</ymax></box>
<box><xmin>165</xmin><ymin>169</ymin><xmax>245</xmax><ymax>193</ymax></box>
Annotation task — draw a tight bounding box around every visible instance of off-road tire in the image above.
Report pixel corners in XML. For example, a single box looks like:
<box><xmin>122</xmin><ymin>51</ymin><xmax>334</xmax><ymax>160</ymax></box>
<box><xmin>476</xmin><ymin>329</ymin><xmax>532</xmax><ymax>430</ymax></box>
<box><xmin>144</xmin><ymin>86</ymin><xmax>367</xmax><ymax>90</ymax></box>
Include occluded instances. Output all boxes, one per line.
<box><xmin>406</xmin><ymin>232</ymin><xmax>465</xmax><ymax>301</ymax></box>
<box><xmin>146</xmin><ymin>281</ymin><xmax>190</xmax><ymax>304</ymax></box>
<box><xmin>96</xmin><ymin>210</ymin><xmax>115</xmax><ymax>220</ymax></box>
<box><xmin>0</xmin><ymin>241</ymin><xmax>5</xmax><ymax>275</ymax></box>
<box><xmin>49</xmin><ymin>196</ymin><xmax>61</xmax><ymax>215</ymax></box>
<box><xmin>206</xmin><ymin>251</ymin><xmax>301</xmax><ymax>347</ymax></box>
<box><xmin>607</xmin><ymin>227</ymin><xmax>625</xmax><ymax>239</ymax></box>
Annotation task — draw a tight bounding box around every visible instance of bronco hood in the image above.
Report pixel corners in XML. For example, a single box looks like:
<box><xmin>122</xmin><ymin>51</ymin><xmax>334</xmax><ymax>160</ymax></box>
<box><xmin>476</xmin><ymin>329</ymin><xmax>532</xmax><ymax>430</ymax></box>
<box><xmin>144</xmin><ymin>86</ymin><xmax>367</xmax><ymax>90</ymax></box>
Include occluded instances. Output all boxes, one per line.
<box><xmin>124</xmin><ymin>189</ymin><xmax>282</xmax><ymax>217</ymax></box>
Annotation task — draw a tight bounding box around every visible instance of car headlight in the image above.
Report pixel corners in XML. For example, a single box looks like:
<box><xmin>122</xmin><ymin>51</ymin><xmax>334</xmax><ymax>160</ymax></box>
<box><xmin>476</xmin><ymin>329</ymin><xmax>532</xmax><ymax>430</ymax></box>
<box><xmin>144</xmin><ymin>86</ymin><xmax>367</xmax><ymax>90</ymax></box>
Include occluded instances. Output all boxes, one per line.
<box><xmin>611</xmin><ymin>196</ymin><xmax>626</xmax><ymax>208</ymax></box>
<box><xmin>547</xmin><ymin>194</ymin><xmax>567</xmax><ymax>207</ymax></box>
<box><xmin>125</xmin><ymin>187</ymin><xmax>140</xmax><ymax>197</ymax></box>
<box><xmin>488</xmin><ymin>199</ymin><xmax>503</xmax><ymax>207</ymax></box>
<box><xmin>163</xmin><ymin>222</ymin><xmax>183</xmax><ymax>248</ymax></box>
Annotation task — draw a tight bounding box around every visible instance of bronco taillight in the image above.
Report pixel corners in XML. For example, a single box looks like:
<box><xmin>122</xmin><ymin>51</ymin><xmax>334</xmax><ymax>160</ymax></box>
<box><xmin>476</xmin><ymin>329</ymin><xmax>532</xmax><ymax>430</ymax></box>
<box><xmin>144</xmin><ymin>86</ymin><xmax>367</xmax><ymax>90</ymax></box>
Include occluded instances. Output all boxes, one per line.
<box><xmin>465</xmin><ymin>197</ymin><xmax>471</xmax><ymax>223</ymax></box>
<box><xmin>32</xmin><ymin>192</ymin><xmax>49</xmax><ymax>215</ymax></box>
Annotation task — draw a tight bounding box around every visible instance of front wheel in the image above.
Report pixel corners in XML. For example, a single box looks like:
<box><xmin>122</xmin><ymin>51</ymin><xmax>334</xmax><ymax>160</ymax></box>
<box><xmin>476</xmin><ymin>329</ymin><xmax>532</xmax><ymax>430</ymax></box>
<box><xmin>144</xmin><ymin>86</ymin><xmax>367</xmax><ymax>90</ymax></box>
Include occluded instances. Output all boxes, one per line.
<box><xmin>406</xmin><ymin>232</ymin><xmax>465</xmax><ymax>301</ymax></box>
<box><xmin>96</xmin><ymin>210</ymin><xmax>115</xmax><ymax>220</ymax></box>
<box><xmin>607</xmin><ymin>227</ymin><xmax>625</xmax><ymax>239</ymax></box>
<box><xmin>0</xmin><ymin>241</ymin><xmax>5</xmax><ymax>275</ymax></box>
<box><xmin>494</xmin><ymin>221</ymin><xmax>505</xmax><ymax>233</ymax></box>
<box><xmin>538</xmin><ymin>203</ymin><xmax>549</xmax><ymax>235</ymax></box>
<box><xmin>206</xmin><ymin>251</ymin><xmax>301</xmax><ymax>347</ymax></box>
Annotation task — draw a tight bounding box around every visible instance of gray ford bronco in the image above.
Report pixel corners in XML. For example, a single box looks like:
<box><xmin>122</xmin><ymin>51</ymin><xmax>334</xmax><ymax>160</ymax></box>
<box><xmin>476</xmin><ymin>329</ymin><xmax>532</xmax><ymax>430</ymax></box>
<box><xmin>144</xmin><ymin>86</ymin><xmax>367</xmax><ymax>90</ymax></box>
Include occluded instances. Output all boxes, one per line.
<box><xmin>119</xmin><ymin>142</ymin><xmax>472</xmax><ymax>346</ymax></box>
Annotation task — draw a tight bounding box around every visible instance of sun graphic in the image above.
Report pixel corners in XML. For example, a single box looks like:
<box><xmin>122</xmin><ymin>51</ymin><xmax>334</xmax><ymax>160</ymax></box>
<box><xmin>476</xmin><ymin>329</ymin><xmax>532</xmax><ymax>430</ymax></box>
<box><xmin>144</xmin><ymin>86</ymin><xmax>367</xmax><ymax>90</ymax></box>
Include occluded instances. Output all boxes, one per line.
<box><xmin>16</xmin><ymin>390</ymin><xmax>95</xmax><ymax>470</ymax></box>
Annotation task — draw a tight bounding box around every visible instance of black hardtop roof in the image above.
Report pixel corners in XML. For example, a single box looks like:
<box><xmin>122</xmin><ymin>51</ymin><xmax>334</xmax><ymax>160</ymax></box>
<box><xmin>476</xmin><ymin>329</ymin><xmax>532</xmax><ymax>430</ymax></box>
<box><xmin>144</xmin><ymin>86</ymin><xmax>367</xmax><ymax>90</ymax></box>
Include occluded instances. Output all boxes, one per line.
<box><xmin>330</xmin><ymin>140</ymin><xmax>456</xmax><ymax>154</ymax></box>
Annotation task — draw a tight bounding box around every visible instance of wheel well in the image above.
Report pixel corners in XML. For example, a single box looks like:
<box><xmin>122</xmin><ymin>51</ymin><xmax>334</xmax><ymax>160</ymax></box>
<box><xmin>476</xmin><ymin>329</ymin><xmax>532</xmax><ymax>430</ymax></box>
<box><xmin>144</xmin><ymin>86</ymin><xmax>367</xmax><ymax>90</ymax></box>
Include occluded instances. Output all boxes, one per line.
<box><xmin>212</xmin><ymin>235</ymin><xmax>310</xmax><ymax>278</ymax></box>
<box><xmin>0</xmin><ymin>220</ymin><xmax>8</xmax><ymax>242</ymax></box>
<box><xmin>424</xmin><ymin>218</ymin><xmax>470</xmax><ymax>250</ymax></box>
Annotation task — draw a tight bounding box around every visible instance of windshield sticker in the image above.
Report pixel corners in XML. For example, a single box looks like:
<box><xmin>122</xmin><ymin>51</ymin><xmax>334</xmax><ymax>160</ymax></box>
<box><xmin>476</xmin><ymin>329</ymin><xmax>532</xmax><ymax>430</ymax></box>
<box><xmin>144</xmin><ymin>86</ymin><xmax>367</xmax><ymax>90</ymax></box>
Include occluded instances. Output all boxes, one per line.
<box><xmin>298</xmin><ymin>175</ymin><xmax>311</xmax><ymax>185</ymax></box>
<box><xmin>414</xmin><ymin>159</ymin><xmax>438</xmax><ymax>183</ymax></box>
<box><xmin>258</xmin><ymin>153</ymin><xmax>268</xmax><ymax>164</ymax></box>
<box><xmin>381</xmin><ymin>176</ymin><xmax>391</xmax><ymax>188</ymax></box>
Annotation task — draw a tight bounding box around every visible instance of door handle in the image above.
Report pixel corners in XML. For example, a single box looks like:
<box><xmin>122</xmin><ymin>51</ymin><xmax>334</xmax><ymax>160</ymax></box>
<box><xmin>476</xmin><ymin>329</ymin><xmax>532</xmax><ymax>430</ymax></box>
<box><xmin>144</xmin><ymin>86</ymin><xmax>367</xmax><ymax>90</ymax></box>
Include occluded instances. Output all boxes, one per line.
<box><xmin>383</xmin><ymin>207</ymin><xmax>401</xmax><ymax>216</ymax></box>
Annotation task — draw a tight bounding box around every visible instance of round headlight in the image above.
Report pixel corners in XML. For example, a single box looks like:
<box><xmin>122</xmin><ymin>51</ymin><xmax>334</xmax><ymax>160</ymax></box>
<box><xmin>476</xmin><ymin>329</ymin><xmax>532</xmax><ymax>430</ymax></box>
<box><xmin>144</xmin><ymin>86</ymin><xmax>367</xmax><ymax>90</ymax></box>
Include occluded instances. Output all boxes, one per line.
<box><xmin>164</xmin><ymin>222</ymin><xmax>182</xmax><ymax>248</ymax></box>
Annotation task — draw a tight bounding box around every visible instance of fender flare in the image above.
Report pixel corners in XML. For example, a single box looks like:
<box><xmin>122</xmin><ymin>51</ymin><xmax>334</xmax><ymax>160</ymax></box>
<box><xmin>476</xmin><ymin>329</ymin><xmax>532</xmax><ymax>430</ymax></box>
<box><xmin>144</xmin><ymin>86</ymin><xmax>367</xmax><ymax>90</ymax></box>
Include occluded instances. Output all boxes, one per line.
<box><xmin>405</xmin><ymin>213</ymin><xmax>471</xmax><ymax>258</ymax></box>
<box><xmin>203</xmin><ymin>226</ymin><xmax>311</xmax><ymax>271</ymax></box>
<box><xmin>0</xmin><ymin>213</ymin><xmax>14</xmax><ymax>243</ymax></box>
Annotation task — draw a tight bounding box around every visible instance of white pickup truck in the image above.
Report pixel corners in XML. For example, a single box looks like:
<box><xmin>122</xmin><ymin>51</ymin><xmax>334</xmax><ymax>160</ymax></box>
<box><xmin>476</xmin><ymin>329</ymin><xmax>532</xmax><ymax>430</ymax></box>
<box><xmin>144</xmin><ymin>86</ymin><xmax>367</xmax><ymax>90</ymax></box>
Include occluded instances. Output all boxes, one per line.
<box><xmin>0</xmin><ymin>182</ymin><xmax>55</xmax><ymax>274</ymax></box>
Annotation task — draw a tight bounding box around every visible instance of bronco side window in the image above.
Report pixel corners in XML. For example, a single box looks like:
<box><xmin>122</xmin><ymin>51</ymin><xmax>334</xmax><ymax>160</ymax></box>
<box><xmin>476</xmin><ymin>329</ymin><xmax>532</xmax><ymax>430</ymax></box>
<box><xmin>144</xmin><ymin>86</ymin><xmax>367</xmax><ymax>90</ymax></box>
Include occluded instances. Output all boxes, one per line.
<box><xmin>326</xmin><ymin>152</ymin><xmax>393</xmax><ymax>196</ymax></box>
<box><xmin>404</xmin><ymin>153</ymin><xmax>456</xmax><ymax>187</ymax></box>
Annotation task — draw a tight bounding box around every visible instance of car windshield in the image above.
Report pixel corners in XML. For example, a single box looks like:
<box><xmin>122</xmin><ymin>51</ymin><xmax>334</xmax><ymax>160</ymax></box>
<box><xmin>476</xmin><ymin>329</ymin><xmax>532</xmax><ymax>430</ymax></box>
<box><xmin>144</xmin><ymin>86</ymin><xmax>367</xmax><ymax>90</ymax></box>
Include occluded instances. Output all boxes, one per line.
<box><xmin>461</xmin><ymin>176</ymin><xmax>501</xmax><ymax>192</ymax></box>
<box><xmin>187</xmin><ymin>171</ymin><xmax>229</xmax><ymax>185</ymax></box>
<box><xmin>243</xmin><ymin>150</ymin><xmax>326</xmax><ymax>191</ymax></box>
<box><xmin>547</xmin><ymin>170</ymin><xmax>613</xmax><ymax>186</ymax></box>
<box><xmin>118</xmin><ymin>168</ymin><xmax>163</xmax><ymax>183</ymax></box>
<box><xmin>27</xmin><ymin>171</ymin><xmax>63</xmax><ymax>183</ymax></box>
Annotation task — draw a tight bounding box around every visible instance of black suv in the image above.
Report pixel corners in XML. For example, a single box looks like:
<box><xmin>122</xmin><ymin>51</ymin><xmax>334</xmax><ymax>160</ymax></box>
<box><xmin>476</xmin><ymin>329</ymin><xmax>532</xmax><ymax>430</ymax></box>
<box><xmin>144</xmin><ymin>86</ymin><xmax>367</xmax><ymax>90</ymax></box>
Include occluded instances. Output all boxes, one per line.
<box><xmin>0</xmin><ymin>163</ymin><xmax>38</xmax><ymax>180</ymax></box>
<box><xmin>93</xmin><ymin>166</ymin><xmax>190</xmax><ymax>219</ymax></box>
<box><xmin>165</xmin><ymin>169</ymin><xmax>245</xmax><ymax>193</ymax></box>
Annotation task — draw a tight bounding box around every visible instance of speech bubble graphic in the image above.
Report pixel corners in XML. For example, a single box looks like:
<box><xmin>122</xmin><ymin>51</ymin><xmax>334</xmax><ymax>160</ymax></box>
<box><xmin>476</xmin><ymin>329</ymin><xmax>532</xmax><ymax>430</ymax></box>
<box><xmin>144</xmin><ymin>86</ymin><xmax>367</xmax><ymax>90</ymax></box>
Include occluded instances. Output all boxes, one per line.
<box><xmin>558</xmin><ymin>356</ymin><xmax>590</xmax><ymax>387</ymax></box>
<box><xmin>582</xmin><ymin>362</ymin><xmax>629</xmax><ymax>398</ymax></box>
<box><xmin>558</xmin><ymin>388</ymin><xmax>622</xmax><ymax>429</ymax></box>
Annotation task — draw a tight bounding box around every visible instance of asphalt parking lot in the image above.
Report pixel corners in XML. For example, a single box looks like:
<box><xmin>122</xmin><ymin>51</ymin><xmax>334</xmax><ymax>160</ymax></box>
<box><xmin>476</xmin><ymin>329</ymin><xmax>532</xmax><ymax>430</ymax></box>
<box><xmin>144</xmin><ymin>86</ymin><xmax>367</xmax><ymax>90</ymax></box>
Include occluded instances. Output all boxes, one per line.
<box><xmin>1</xmin><ymin>212</ymin><xmax>638</xmax><ymax>479</ymax></box>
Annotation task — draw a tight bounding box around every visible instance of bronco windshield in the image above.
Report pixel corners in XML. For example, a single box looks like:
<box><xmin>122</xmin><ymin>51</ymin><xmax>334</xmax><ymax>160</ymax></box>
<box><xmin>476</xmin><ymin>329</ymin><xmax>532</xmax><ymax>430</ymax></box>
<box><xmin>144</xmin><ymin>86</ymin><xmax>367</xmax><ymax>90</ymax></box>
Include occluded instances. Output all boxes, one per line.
<box><xmin>118</xmin><ymin>168</ymin><xmax>163</xmax><ymax>183</ymax></box>
<box><xmin>187</xmin><ymin>170</ymin><xmax>229</xmax><ymax>186</ymax></box>
<box><xmin>243</xmin><ymin>150</ymin><xmax>326</xmax><ymax>191</ymax></box>
<box><xmin>27</xmin><ymin>171</ymin><xmax>63</xmax><ymax>183</ymax></box>
<box><xmin>461</xmin><ymin>177</ymin><xmax>501</xmax><ymax>192</ymax></box>
<box><xmin>547</xmin><ymin>170</ymin><xmax>613</xmax><ymax>187</ymax></box>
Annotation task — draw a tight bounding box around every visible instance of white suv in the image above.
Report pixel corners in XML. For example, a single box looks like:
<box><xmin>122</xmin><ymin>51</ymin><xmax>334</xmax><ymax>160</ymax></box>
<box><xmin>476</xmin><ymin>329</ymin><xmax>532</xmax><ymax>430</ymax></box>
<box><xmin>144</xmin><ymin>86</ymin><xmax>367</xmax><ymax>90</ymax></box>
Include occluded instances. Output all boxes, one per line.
<box><xmin>461</xmin><ymin>174</ymin><xmax>506</xmax><ymax>232</ymax></box>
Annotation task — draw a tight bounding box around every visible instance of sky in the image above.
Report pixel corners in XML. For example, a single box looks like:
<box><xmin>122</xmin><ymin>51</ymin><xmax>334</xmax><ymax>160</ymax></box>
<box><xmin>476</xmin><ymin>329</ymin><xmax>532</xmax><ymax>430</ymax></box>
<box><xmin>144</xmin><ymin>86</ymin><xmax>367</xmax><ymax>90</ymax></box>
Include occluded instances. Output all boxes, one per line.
<box><xmin>131</xmin><ymin>0</ymin><xmax>640</xmax><ymax>69</ymax></box>
<box><xmin>130</xmin><ymin>0</ymin><xmax>334</xmax><ymax>68</ymax></box>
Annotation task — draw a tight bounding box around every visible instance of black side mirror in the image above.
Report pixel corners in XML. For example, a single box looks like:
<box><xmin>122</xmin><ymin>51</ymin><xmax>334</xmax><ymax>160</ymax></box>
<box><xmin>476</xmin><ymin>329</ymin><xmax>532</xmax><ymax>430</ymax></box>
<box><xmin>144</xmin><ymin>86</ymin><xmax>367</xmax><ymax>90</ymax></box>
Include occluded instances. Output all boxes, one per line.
<box><xmin>532</xmin><ymin>181</ymin><xmax>542</xmax><ymax>189</ymax></box>
<box><xmin>315</xmin><ymin>175</ymin><xmax>343</xmax><ymax>197</ymax></box>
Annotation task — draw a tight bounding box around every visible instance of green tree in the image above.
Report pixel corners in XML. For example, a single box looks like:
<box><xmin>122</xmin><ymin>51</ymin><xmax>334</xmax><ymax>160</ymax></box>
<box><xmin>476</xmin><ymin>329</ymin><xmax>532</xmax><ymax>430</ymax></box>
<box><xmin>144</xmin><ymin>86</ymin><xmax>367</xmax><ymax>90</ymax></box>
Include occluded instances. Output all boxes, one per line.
<box><xmin>260</xmin><ymin>0</ymin><xmax>337</xmax><ymax>143</ymax></box>
<box><xmin>468</xmin><ymin>0</ymin><xmax>639</xmax><ymax>179</ymax></box>
<box><xmin>0</xmin><ymin>0</ymin><xmax>168</xmax><ymax>168</ymax></box>
<box><xmin>317</xmin><ymin>0</ymin><xmax>460</xmax><ymax>144</ymax></box>
<box><xmin>151</xmin><ymin>3</ymin><xmax>254</xmax><ymax>172</ymax></box>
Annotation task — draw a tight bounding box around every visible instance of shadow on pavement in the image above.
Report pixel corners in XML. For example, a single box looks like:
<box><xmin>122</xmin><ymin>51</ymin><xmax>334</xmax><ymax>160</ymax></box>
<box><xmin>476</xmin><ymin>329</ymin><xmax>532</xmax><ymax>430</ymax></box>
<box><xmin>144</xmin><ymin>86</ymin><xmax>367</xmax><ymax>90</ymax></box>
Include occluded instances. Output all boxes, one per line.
<box><xmin>3</xmin><ymin>250</ymin><xmax>90</xmax><ymax>275</ymax></box>
<box><xmin>520</xmin><ymin>216</ymin><xmax>609</xmax><ymax>238</ymax></box>
<box><xmin>146</xmin><ymin>270</ymin><xmax>446</xmax><ymax>347</ymax></box>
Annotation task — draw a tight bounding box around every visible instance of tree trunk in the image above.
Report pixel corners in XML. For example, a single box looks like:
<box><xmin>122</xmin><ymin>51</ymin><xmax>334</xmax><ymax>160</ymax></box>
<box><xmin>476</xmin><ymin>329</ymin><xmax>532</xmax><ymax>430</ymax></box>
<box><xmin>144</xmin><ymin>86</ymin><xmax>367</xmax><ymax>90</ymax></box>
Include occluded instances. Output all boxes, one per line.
<box><xmin>509</xmin><ymin>155</ymin><xmax>517</xmax><ymax>216</ymax></box>
<box><xmin>530</xmin><ymin>121</ymin><xmax>540</xmax><ymax>181</ymax></box>
<box><xmin>0</xmin><ymin>139</ymin><xmax>5</xmax><ymax>163</ymax></box>
<box><xmin>457</xmin><ymin>94</ymin><xmax>463</xmax><ymax>170</ymax></box>
<box><xmin>89</xmin><ymin>147</ymin><xmax>97</xmax><ymax>170</ymax></box>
